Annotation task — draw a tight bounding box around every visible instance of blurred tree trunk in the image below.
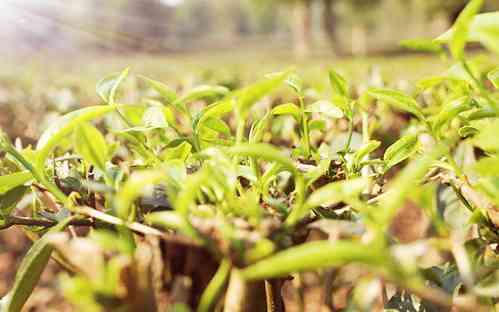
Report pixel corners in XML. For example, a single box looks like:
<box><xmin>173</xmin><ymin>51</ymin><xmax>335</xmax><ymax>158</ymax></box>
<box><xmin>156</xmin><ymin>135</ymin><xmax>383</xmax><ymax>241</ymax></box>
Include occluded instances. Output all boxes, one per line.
<box><xmin>322</xmin><ymin>0</ymin><xmax>340</xmax><ymax>55</ymax></box>
<box><xmin>292</xmin><ymin>0</ymin><xmax>313</xmax><ymax>57</ymax></box>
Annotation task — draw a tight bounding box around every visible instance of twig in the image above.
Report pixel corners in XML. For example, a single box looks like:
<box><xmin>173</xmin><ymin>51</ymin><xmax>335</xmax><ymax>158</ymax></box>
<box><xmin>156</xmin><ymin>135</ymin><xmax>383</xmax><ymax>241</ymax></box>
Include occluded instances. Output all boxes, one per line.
<box><xmin>76</xmin><ymin>206</ymin><xmax>201</xmax><ymax>247</ymax></box>
<box><xmin>1</xmin><ymin>216</ymin><xmax>93</xmax><ymax>229</ymax></box>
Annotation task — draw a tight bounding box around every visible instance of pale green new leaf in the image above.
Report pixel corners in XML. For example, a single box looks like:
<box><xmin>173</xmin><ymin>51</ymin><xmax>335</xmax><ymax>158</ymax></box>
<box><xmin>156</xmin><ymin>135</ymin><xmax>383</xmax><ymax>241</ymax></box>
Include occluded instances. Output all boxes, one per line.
<box><xmin>249</xmin><ymin>111</ymin><xmax>272</xmax><ymax>144</ymax></box>
<box><xmin>377</xmin><ymin>146</ymin><xmax>445</xmax><ymax>227</ymax></box>
<box><xmin>0</xmin><ymin>186</ymin><xmax>29</xmax><ymax>218</ymax></box>
<box><xmin>305</xmin><ymin>100</ymin><xmax>343</xmax><ymax>118</ymax></box>
<box><xmin>304</xmin><ymin>178</ymin><xmax>367</xmax><ymax>209</ymax></box>
<box><xmin>228</xmin><ymin>143</ymin><xmax>297</xmax><ymax>176</ymax></box>
<box><xmin>450</xmin><ymin>0</ymin><xmax>483</xmax><ymax>60</ymax></box>
<box><xmin>353</xmin><ymin>140</ymin><xmax>381</xmax><ymax>167</ymax></box>
<box><xmin>139</xmin><ymin>75</ymin><xmax>177</xmax><ymax>104</ymax></box>
<box><xmin>74</xmin><ymin>122</ymin><xmax>109</xmax><ymax>172</ymax></box>
<box><xmin>432</xmin><ymin>96</ymin><xmax>473</xmax><ymax>135</ymax></box>
<box><xmin>36</xmin><ymin>105</ymin><xmax>118</xmax><ymax>166</ymax></box>
<box><xmin>488</xmin><ymin>67</ymin><xmax>499</xmax><ymax>88</ymax></box>
<box><xmin>115</xmin><ymin>170</ymin><xmax>168</xmax><ymax>219</ymax></box>
<box><xmin>197</xmin><ymin>259</ymin><xmax>231</xmax><ymax>312</ymax></box>
<box><xmin>399</xmin><ymin>39</ymin><xmax>444</xmax><ymax>54</ymax></box>
<box><xmin>0</xmin><ymin>171</ymin><xmax>32</xmax><ymax>194</ymax></box>
<box><xmin>272</xmin><ymin>103</ymin><xmax>301</xmax><ymax>120</ymax></box>
<box><xmin>96</xmin><ymin>67</ymin><xmax>129</xmax><ymax>105</ymax></box>
<box><xmin>240</xmin><ymin>240</ymin><xmax>384</xmax><ymax>281</ymax></box>
<box><xmin>383</xmin><ymin>133</ymin><xmax>419</xmax><ymax>171</ymax></box>
<box><xmin>172</xmin><ymin>85</ymin><xmax>229</xmax><ymax>110</ymax></box>
<box><xmin>234</xmin><ymin>71</ymin><xmax>290</xmax><ymax>117</ymax></box>
<box><xmin>437</xmin><ymin>11</ymin><xmax>499</xmax><ymax>55</ymax></box>
<box><xmin>328</xmin><ymin>69</ymin><xmax>349</xmax><ymax>97</ymax></box>
<box><xmin>368</xmin><ymin>88</ymin><xmax>425</xmax><ymax>121</ymax></box>
<box><xmin>2</xmin><ymin>217</ymin><xmax>74</xmax><ymax>312</ymax></box>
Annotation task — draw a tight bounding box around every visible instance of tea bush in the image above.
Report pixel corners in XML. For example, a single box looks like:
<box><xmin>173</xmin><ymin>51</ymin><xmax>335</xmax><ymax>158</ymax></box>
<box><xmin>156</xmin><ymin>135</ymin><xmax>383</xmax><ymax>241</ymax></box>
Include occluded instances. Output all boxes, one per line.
<box><xmin>0</xmin><ymin>1</ymin><xmax>498</xmax><ymax>311</ymax></box>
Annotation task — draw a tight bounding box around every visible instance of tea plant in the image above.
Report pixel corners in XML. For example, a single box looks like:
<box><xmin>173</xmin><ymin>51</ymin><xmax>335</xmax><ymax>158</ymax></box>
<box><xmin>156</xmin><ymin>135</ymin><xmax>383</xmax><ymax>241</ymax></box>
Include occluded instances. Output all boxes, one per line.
<box><xmin>0</xmin><ymin>1</ymin><xmax>499</xmax><ymax>311</ymax></box>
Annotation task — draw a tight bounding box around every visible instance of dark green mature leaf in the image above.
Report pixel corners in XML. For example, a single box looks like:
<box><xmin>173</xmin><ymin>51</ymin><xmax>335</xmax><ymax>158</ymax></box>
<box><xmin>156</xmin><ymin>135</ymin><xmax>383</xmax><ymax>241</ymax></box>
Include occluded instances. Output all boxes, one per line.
<box><xmin>367</xmin><ymin>88</ymin><xmax>425</xmax><ymax>121</ymax></box>
<box><xmin>0</xmin><ymin>171</ymin><xmax>32</xmax><ymax>194</ymax></box>
<box><xmin>74</xmin><ymin>122</ymin><xmax>109</xmax><ymax>172</ymax></box>
<box><xmin>383</xmin><ymin>134</ymin><xmax>419</xmax><ymax>171</ymax></box>
<box><xmin>96</xmin><ymin>67</ymin><xmax>129</xmax><ymax>105</ymax></box>
<box><xmin>240</xmin><ymin>240</ymin><xmax>384</xmax><ymax>281</ymax></box>
<box><xmin>329</xmin><ymin>69</ymin><xmax>349</xmax><ymax>97</ymax></box>
<box><xmin>36</xmin><ymin>105</ymin><xmax>118</xmax><ymax>166</ymax></box>
<box><xmin>488</xmin><ymin>67</ymin><xmax>499</xmax><ymax>88</ymax></box>
<box><xmin>139</xmin><ymin>75</ymin><xmax>177</xmax><ymax>104</ymax></box>
<box><xmin>0</xmin><ymin>186</ymin><xmax>29</xmax><ymax>218</ymax></box>
<box><xmin>3</xmin><ymin>217</ymin><xmax>74</xmax><ymax>312</ymax></box>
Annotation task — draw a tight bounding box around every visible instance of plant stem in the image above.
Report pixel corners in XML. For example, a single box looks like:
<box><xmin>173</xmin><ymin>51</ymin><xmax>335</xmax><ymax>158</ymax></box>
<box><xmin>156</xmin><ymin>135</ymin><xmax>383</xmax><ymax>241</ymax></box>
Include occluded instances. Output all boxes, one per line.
<box><xmin>299</xmin><ymin>96</ymin><xmax>311</xmax><ymax>158</ymax></box>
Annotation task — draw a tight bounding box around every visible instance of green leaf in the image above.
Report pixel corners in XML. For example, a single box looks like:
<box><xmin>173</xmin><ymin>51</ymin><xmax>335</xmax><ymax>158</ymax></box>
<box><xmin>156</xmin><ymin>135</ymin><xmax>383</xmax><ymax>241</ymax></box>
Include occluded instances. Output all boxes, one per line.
<box><xmin>3</xmin><ymin>217</ymin><xmax>74</xmax><ymax>312</ymax></box>
<box><xmin>0</xmin><ymin>186</ymin><xmax>29</xmax><ymax>218</ymax></box>
<box><xmin>96</xmin><ymin>67</ymin><xmax>129</xmax><ymax>105</ymax></box>
<box><xmin>303</xmin><ymin>178</ymin><xmax>367</xmax><ymax>210</ymax></box>
<box><xmin>432</xmin><ymin>96</ymin><xmax>473</xmax><ymax>135</ymax></box>
<box><xmin>139</xmin><ymin>75</ymin><xmax>177</xmax><ymax>104</ymax></box>
<box><xmin>450</xmin><ymin>0</ymin><xmax>484</xmax><ymax>59</ymax></box>
<box><xmin>488</xmin><ymin>67</ymin><xmax>499</xmax><ymax>88</ymax></box>
<box><xmin>353</xmin><ymin>140</ymin><xmax>381</xmax><ymax>167</ymax></box>
<box><xmin>36</xmin><ymin>105</ymin><xmax>118</xmax><ymax>167</ymax></box>
<box><xmin>399</xmin><ymin>39</ymin><xmax>444</xmax><ymax>54</ymax></box>
<box><xmin>240</xmin><ymin>240</ymin><xmax>383</xmax><ymax>281</ymax></box>
<box><xmin>142</xmin><ymin>105</ymin><xmax>170</xmax><ymax>128</ymax></box>
<box><xmin>197</xmin><ymin>259</ymin><xmax>231</xmax><ymax>312</ymax></box>
<box><xmin>202</xmin><ymin>117</ymin><xmax>231</xmax><ymax>136</ymax></box>
<box><xmin>172</xmin><ymin>85</ymin><xmax>229</xmax><ymax>111</ymax></box>
<box><xmin>0</xmin><ymin>171</ymin><xmax>32</xmax><ymax>194</ymax></box>
<box><xmin>74</xmin><ymin>122</ymin><xmax>109</xmax><ymax>172</ymax></box>
<box><xmin>437</xmin><ymin>11</ymin><xmax>498</xmax><ymax>55</ymax></box>
<box><xmin>285</xmin><ymin>74</ymin><xmax>303</xmax><ymax>94</ymax></box>
<box><xmin>331</xmin><ymin>95</ymin><xmax>352</xmax><ymax>120</ymax></box>
<box><xmin>308</xmin><ymin>119</ymin><xmax>326</xmax><ymax>132</ymax></box>
<box><xmin>473</xmin><ymin>122</ymin><xmax>499</xmax><ymax>153</ymax></box>
<box><xmin>161</xmin><ymin>142</ymin><xmax>192</xmax><ymax>162</ymax></box>
<box><xmin>145</xmin><ymin>211</ymin><xmax>199</xmax><ymax>240</ymax></box>
<box><xmin>234</xmin><ymin>71</ymin><xmax>290</xmax><ymax>118</ymax></box>
<box><xmin>272</xmin><ymin>103</ymin><xmax>301</xmax><ymax>120</ymax></box>
<box><xmin>228</xmin><ymin>143</ymin><xmax>297</xmax><ymax>176</ymax></box>
<box><xmin>377</xmin><ymin>146</ymin><xmax>445</xmax><ymax>227</ymax></box>
<box><xmin>383</xmin><ymin>134</ymin><xmax>419</xmax><ymax>171</ymax></box>
<box><xmin>328</xmin><ymin>69</ymin><xmax>349</xmax><ymax>97</ymax></box>
<box><xmin>249</xmin><ymin>111</ymin><xmax>272</xmax><ymax>144</ymax></box>
<box><xmin>305</xmin><ymin>100</ymin><xmax>343</xmax><ymax>118</ymax></box>
<box><xmin>475</xmin><ymin>157</ymin><xmax>499</xmax><ymax>177</ymax></box>
<box><xmin>286</xmin><ymin>178</ymin><xmax>367</xmax><ymax>225</ymax></box>
<box><xmin>115</xmin><ymin>170</ymin><xmax>168</xmax><ymax>220</ymax></box>
<box><xmin>367</xmin><ymin>88</ymin><xmax>425</xmax><ymax>121</ymax></box>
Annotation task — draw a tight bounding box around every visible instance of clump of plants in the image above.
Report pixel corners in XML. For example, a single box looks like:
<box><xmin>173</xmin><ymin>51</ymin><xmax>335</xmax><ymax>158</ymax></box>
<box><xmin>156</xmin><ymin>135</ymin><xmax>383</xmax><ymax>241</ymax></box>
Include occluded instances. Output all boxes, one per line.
<box><xmin>0</xmin><ymin>1</ymin><xmax>498</xmax><ymax>311</ymax></box>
